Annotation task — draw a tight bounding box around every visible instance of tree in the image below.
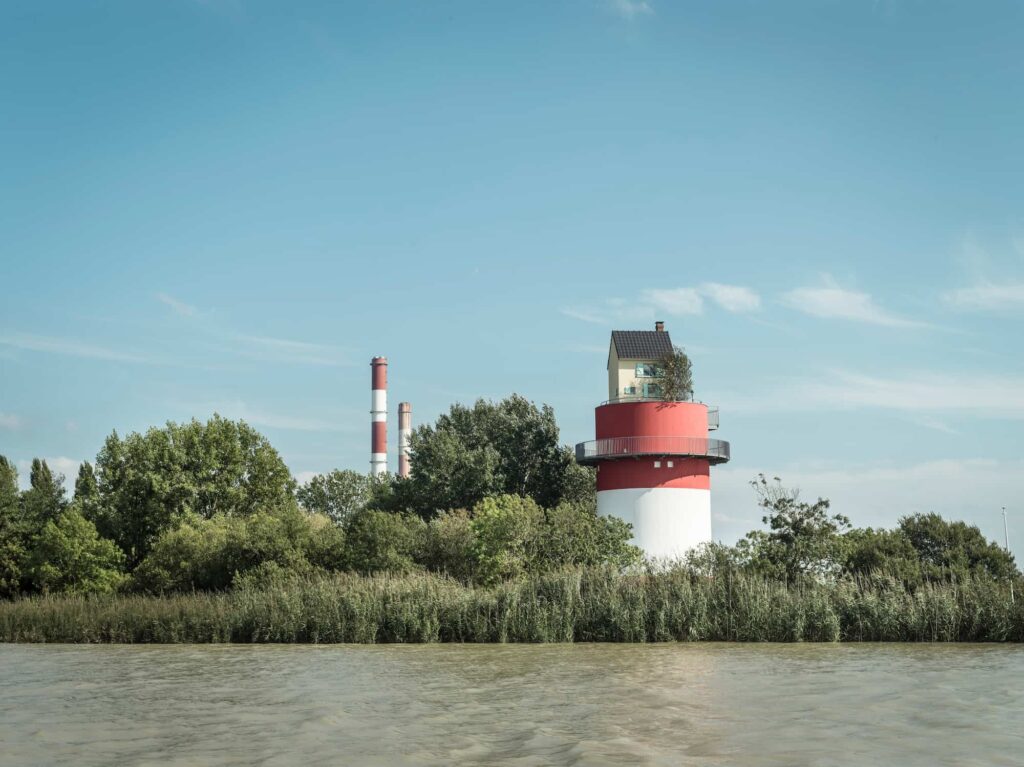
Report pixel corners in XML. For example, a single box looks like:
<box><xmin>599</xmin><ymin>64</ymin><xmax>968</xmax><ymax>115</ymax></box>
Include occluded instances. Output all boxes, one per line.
<box><xmin>419</xmin><ymin>509</ymin><xmax>478</xmax><ymax>582</ymax></box>
<box><xmin>470</xmin><ymin>495</ymin><xmax>545</xmax><ymax>585</ymax></box>
<box><xmin>343</xmin><ymin>509</ymin><xmax>425</xmax><ymax>575</ymax></box>
<box><xmin>737</xmin><ymin>475</ymin><xmax>850</xmax><ymax>581</ymax></box>
<box><xmin>535</xmin><ymin>501</ymin><xmax>641</xmax><ymax>571</ymax></box>
<box><xmin>21</xmin><ymin>458</ymin><xmax>67</xmax><ymax>527</ymax></box>
<box><xmin>466</xmin><ymin>495</ymin><xmax>640</xmax><ymax>584</ymax></box>
<box><xmin>72</xmin><ymin>461</ymin><xmax>103</xmax><ymax>525</ymax></box>
<box><xmin>841</xmin><ymin>527</ymin><xmax>922</xmax><ymax>585</ymax></box>
<box><xmin>93</xmin><ymin>416</ymin><xmax>296</xmax><ymax>566</ymax></box>
<box><xmin>27</xmin><ymin>508</ymin><xmax>125</xmax><ymax>595</ymax></box>
<box><xmin>898</xmin><ymin>512</ymin><xmax>1018</xmax><ymax>582</ymax></box>
<box><xmin>132</xmin><ymin>505</ymin><xmax>345</xmax><ymax>593</ymax></box>
<box><xmin>74</xmin><ymin>461</ymin><xmax>98</xmax><ymax>502</ymax></box>
<box><xmin>653</xmin><ymin>345</ymin><xmax>694</xmax><ymax>402</ymax></box>
<box><xmin>0</xmin><ymin>457</ymin><xmax>25</xmax><ymax>599</ymax></box>
<box><xmin>402</xmin><ymin>395</ymin><xmax>584</xmax><ymax>516</ymax></box>
<box><xmin>297</xmin><ymin>470</ymin><xmax>371</xmax><ymax>525</ymax></box>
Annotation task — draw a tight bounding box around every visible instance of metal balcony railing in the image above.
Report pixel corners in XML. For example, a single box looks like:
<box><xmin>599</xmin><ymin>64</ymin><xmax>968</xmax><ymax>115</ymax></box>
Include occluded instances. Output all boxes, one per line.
<box><xmin>575</xmin><ymin>436</ymin><xmax>731</xmax><ymax>465</ymax></box>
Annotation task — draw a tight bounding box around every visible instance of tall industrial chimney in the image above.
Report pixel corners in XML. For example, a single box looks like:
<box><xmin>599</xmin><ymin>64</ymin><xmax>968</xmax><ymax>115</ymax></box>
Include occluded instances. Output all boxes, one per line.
<box><xmin>370</xmin><ymin>357</ymin><xmax>388</xmax><ymax>475</ymax></box>
<box><xmin>398</xmin><ymin>402</ymin><xmax>412</xmax><ymax>478</ymax></box>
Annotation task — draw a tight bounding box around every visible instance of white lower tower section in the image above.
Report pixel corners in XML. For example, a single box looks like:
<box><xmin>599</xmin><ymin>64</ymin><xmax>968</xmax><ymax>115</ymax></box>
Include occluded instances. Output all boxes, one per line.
<box><xmin>597</xmin><ymin>488</ymin><xmax>711</xmax><ymax>560</ymax></box>
<box><xmin>371</xmin><ymin>382</ymin><xmax>387</xmax><ymax>476</ymax></box>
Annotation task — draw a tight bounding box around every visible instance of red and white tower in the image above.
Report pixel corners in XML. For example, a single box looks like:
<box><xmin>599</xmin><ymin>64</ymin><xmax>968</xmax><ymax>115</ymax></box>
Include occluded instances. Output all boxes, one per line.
<box><xmin>370</xmin><ymin>357</ymin><xmax>388</xmax><ymax>475</ymax></box>
<box><xmin>398</xmin><ymin>401</ymin><xmax>412</xmax><ymax>479</ymax></box>
<box><xmin>575</xmin><ymin>326</ymin><xmax>730</xmax><ymax>559</ymax></box>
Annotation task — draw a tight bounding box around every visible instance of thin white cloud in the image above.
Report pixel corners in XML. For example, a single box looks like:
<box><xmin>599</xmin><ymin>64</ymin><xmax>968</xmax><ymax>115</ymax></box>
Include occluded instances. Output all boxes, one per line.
<box><xmin>609</xmin><ymin>0</ymin><xmax>653</xmax><ymax>19</ymax></box>
<box><xmin>233</xmin><ymin>335</ymin><xmax>351</xmax><ymax>367</ymax></box>
<box><xmin>560</xmin><ymin>307</ymin><xmax>605</xmax><ymax>325</ymax></box>
<box><xmin>905</xmin><ymin>415</ymin><xmax>960</xmax><ymax>436</ymax></box>
<box><xmin>0</xmin><ymin>332</ymin><xmax>160</xmax><ymax>364</ymax></box>
<box><xmin>942</xmin><ymin>282</ymin><xmax>1024</xmax><ymax>311</ymax></box>
<box><xmin>722</xmin><ymin>369</ymin><xmax>1024</xmax><ymax>418</ymax></box>
<box><xmin>186</xmin><ymin>399</ymin><xmax>357</xmax><ymax>433</ymax></box>
<box><xmin>699</xmin><ymin>283</ymin><xmax>761</xmax><ymax>313</ymax></box>
<box><xmin>0</xmin><ymin>413</ymin><xmax>22</xmax><ymax>430</ymax></box>
<box><xmin>643</xmin><ymin>288</ymin><xmax>704</xmax><ymax>316</ymax></box>
<box><xmin>560</xmin><ymin>298</ymin><xmax>655</xmax><ymax>327</ymax></box>
<box><xmin>780</xmin><ymin>277</ymin><xmax>923</xmax><ymax>327</ymax></box>
<box><xmin>565</xmin><ymin>283</ymin><xmax>760</xmax><ymax>326</ymax></box>
<box><xmin>156</xmin><ymin>293</ymin><xmax>199</xmax><ymax>317</ymax></box>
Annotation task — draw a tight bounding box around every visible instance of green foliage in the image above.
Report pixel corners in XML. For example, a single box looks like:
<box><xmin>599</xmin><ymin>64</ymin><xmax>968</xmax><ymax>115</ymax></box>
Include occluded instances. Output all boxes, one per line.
<box><xmin>0</xmin><ymin>457</ymin><xmax>26</xmax><ymax>599</ymax></box>
<box><xmin>470</xmin><ymin>495</ymin><xmax>545</xmax><ymax>585</ymax></box>
<box><xmin>558</xmin><ymin>461</ymin><xmax>598</xmax><ymax>507</ymax></box>
<box><xmin>737</xmin><ymin>474</ymin><xmax>851</xmax><ymax>581</ymax></box>
<box><xmin>898</xmin><ymin>512</ymin><xmax>1018</xmax><ymax>582</ymax></box>
<box><xmin>2</xmin><ymin>565</ymin><xmax>1020</xmax><ymax>644</ymax></box>
<box><xmin>73</xmin><ymin>461</ymin><xmax>98</xmax><ymax>502</ymax></box>
<box><xmin>721</xmin><ymin>478</ymin><xmax>1017</xmax><ymax>594</ymax></box>
<box><xmin>841</xmin><ymin>527</ymin><xmax>923</xmax><ymax>584</ymax></box>
<box><xmin>537</xmin><ymin>501</ymin><xmax>642</xmax><ymax>571</ymax></box>
<box><xmin>419</xmin><ymin>509</ymin><xmax>478</xmax><ymax>583</ymax></box>
<box><xmin>132</xmin><ymin>505</ymin><xmax>345</xmax><ymax>593</ymax></box>
<box><xmin>654</xmin><ymin>345</ymin><xmax>694</xmax><ymax>401</ymax></box>
<box><xmin>20</xmin><ymin>458</ymin><xmax>67</xmax><ymax>528</ymax></box>
<box><xmin>93</xmin><ymin>415</ymin><xmax>296</xmax><ymax>566</ymax></box>
<box><xmin>26</xmin><ymin>508</ymin><xmax>125</xmax><ymax>595</ymax></box>
<box><xmin>464</xmin><ymin>495</ymin><xmax>641</xmax><ymax>586</ymax></box>
<box><xmin>343</xmin><ymin>509</ymin><xmax>426</xmax><ymax>575</ymax></box>
<box><xmin>296</xmin><ymin>469</ymin><xmax>371</xmax><ymax>525</ymax></box>
<box><xmin>403</xmin><ymin>395</ymin><xmax>583</xmax><ymax>516</ymax></box>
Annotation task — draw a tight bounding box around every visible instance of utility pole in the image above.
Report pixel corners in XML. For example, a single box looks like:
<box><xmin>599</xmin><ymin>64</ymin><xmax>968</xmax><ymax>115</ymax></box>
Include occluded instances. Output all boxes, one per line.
<box><xmin>1004</xmin><ymin>506</ymin><xmax>1015</xmax><ymax>604</ymax></box>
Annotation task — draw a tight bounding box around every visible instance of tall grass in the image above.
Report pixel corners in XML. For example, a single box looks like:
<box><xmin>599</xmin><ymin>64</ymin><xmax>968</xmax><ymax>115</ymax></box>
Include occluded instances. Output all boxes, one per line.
<box><xmin>1</xmin><ymin>568</ymin><xmax>1021</xmax><ymax>643</ymax></box>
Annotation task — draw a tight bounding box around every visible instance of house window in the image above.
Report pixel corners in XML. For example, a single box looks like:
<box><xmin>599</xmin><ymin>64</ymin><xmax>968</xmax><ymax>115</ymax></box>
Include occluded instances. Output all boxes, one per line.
<box><xmin>653</xmin><ymin>460</ymin><xmax>661</xmax><ymax>468</ymax></box>
<box><xmin>643</xmin><ymin>382</ymin><xmax>662</xmax><ymax>398</ymax></box>
<box><xmin>667</xmin><ymin>461</ymin><xmax>674</xmax><ymax>468</ymax></box>
<box><xmin>622</xmin><ymin>386</ymin><xmax>637</xmax><ymax>396</ymax></box>
<box><xmin>635</xmin><ymin>363</ymin><xmax>658</xmax><ymax>378</ymax></box>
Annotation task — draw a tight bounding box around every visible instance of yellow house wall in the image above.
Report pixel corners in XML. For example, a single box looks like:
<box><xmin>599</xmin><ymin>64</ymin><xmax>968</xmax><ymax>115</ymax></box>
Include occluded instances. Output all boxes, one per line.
<box><xmin>608</xmin><ymin>340</ymin><xmax>656</xmax><ymax>400</ymax></box>
<box><xmin>607</xmin><ymin>342</ymin><xmax>619</xmax><ymax>400</ymax></box>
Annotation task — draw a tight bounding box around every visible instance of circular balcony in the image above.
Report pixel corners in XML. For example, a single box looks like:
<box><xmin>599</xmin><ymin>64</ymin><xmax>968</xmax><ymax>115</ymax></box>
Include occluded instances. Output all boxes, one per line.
<box><xmin>575</xmin><ymin>436</ymin><xmax>731</xmax><ymax>465</ymax></box>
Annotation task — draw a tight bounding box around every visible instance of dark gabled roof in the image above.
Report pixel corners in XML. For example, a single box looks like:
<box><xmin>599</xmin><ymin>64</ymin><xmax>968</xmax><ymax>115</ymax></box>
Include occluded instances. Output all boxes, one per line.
<box><xmin>610</xmin><ymin>330</ymin><xmax>673</xmax><ymax>360</ymax></box>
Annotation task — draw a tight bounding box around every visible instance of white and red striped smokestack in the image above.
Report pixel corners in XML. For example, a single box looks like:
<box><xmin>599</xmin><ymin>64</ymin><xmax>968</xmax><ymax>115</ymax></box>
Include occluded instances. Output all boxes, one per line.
<box><xmin>398</xmin><ymin>402</ymin><xmax>412</xmax><ymax>479</ymax></box>
<box><xmin>370</xmin><ymin>357</ymin><xmax>388</xmax><ymax>475</ymax></box>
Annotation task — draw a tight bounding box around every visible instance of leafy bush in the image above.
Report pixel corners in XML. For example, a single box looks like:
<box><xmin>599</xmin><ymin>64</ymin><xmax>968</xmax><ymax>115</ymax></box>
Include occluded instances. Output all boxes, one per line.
<box><xmin>26</xmin><ymin>508</ymin><xmax>125</xmax><ymax>595</ymax></box>
<box><xmin>132</xmin><ymin>505</ymin><xmax>344</xmax><ymax>593</ymax></box>
<box><xmin>470</xmin><ymin>495</ymin><xmax>545</xmax><ymax>585</ymax></box>
<box><xmin>419</xmin><ymin>509</ymin><xmax>478</xmax><ymax>583</ymax></box>
<box><xmin>296</xmin><ymin>469</ymin><xmax>374</xmax><ymax>525</ymax></box>
<box><xmin>402</xmin><ymin>395</ymin><xmax>586</xmax><ymax>516</ymax></box>
<box><xmin>343</xmin><ymin>509</ymin><xmax>426</xmax><ymax>575</ymax></box>
<box><xmin>92</xmin><ymin>415</ymin><xmax>296</xmax><ymax>566</ymax></box>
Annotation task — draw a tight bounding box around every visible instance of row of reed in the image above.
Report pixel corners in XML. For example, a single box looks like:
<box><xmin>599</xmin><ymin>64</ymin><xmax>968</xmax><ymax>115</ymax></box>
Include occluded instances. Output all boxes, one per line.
<box><xmin>2</xmin><ymin>567</ymin><xmax>1021</xmax><ymax>643</ymax></box>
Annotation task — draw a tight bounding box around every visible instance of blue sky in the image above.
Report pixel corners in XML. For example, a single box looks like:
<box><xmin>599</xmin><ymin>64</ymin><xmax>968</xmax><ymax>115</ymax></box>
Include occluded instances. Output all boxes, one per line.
<box><xmin>2</xmin><ymin>0</ymin><xmax>1022</xmax><ymax>554</ymax></box>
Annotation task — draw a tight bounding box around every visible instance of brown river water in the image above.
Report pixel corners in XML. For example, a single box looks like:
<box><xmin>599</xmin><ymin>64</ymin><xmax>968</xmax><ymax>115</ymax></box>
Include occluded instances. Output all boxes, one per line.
<box><xmin>1</xmin><ymin>643</ymin><xmax>1022</xmax><ymax>766</ymax></box>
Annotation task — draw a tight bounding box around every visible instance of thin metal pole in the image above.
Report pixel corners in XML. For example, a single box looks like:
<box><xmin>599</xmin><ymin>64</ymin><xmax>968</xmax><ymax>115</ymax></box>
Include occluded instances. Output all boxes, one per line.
<box><xmin>1004</xmin><ymin>507</ymin><xmax>1014</xmax><ymax>604</ymax></box>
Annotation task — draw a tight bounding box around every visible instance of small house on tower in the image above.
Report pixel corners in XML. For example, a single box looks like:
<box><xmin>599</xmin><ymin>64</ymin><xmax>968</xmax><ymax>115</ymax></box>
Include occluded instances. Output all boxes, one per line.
<box><xmin>576</xmin><ymin>322</ymin><xmax>730</xmax><ymax>559</ymax></box>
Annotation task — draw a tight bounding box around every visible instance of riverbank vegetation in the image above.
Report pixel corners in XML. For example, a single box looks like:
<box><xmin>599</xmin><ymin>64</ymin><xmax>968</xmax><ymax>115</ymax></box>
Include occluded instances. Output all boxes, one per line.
<box><xmin>1</xmin><ymin>397</ymin><xmax>1019</xmax><ymax>642</ymax></box>
<box><xmin>2</xmin><ymin>567</ymin><xmax>1020</xmax><ymax>643</ymax></box>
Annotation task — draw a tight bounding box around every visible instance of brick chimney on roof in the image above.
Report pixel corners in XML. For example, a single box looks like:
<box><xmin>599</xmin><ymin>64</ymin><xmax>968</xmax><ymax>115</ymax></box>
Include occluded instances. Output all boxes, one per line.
<box><xmin>655</xmin><ymin>321</ymin><xmax>665</xmax><ymax>332</ymax></box>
